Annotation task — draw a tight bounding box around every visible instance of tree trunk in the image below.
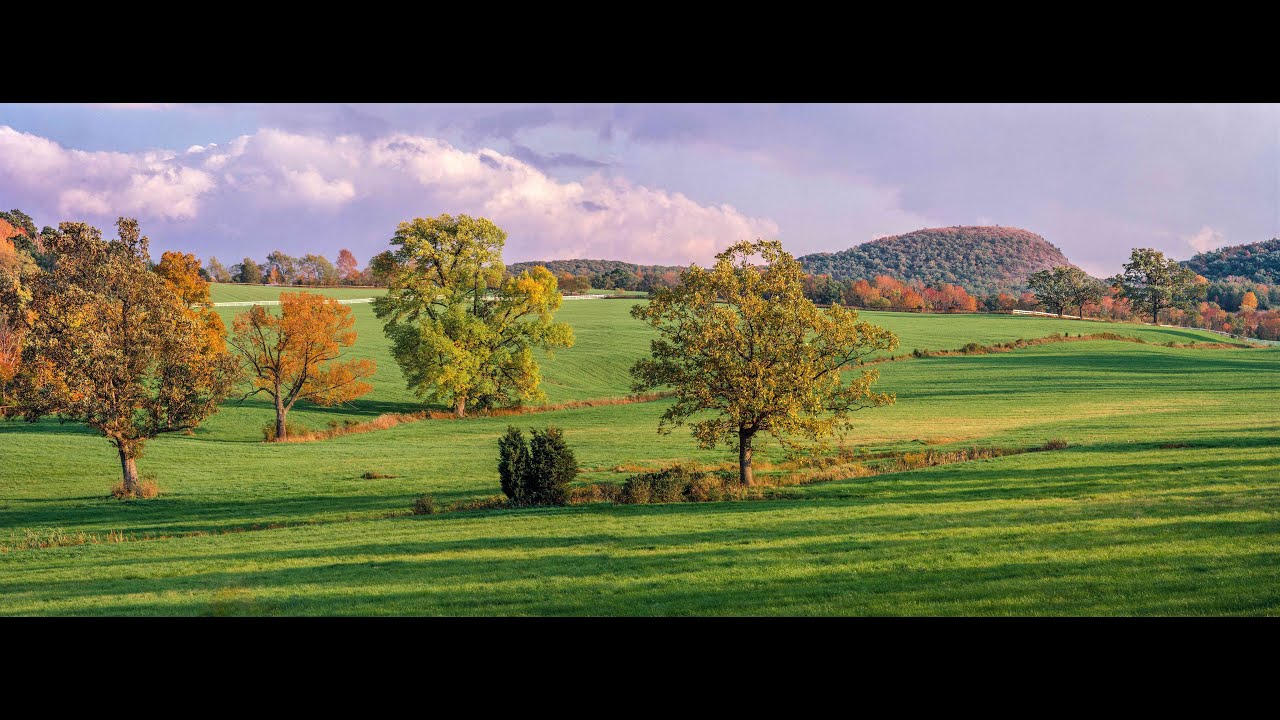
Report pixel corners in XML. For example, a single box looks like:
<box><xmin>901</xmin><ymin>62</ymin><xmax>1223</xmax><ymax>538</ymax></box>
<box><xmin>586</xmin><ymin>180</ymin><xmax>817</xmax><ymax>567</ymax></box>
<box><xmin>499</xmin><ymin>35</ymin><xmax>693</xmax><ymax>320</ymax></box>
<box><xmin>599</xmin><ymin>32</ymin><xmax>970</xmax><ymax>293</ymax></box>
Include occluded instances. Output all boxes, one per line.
<box><xmin>118</xmin><ymin>443</ymin><xmax>140</xmax><ymax>495</ymax></box>
<box><xmin>738</xmin><ymin>428</ymin><xmax>755</xmax><ymax>486</ymax></box>
<box><xmin>455</xmin><ymin>396</ymin><xmax>466</xmax><ymax>418</ymax></box>
<box><xmin>1153</xmin><ymin>305</ymin><xmax>1160</xmax><ymax>325</ymax></box>
<box><xmin>274</xmin><ymin>394</ymin><xmax>287</xmax><ymax>441</ymax></box>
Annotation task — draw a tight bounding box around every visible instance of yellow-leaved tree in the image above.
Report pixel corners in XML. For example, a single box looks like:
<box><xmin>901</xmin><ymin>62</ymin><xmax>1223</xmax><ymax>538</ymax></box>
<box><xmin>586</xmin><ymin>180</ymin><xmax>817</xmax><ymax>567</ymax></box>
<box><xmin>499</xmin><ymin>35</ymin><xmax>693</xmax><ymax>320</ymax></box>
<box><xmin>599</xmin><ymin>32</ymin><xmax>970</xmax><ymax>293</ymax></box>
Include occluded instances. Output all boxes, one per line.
<box><xmin>372</xmin><ymin>214</ymin><xmax>573</xmax><ymax>417</ymax></box>
<box><xmin>1241</xmin><ymin>291</ymin><xmax>1259</xmax><ymax>312</ymax></box>
<box><xmin>631</xmin><ymin>239</ymin><xmax>899</xmax><ymax>486</ymax></box>
<box><xmin>229</xmin><ymin>292</ymin><xmax>376</xmax><ymax>441</ymax></box>
<box><xmin>12</xmin><ymin>219</ymin><xmax>240</xmax><ymax>496</ymax></box>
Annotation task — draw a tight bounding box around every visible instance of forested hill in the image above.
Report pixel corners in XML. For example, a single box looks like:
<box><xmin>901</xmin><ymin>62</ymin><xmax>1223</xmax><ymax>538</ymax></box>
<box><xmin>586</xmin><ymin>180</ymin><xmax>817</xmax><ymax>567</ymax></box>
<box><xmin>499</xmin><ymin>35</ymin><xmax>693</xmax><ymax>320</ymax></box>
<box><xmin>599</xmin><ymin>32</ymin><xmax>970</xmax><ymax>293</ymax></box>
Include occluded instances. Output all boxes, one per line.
<box><xmin>798</xmin><ymin>226</ymin><xmax>1076</xmax><ymax>294</ymax></box>
<box><xmin>1182</xmin><ymin>238</ymin><xmax>1280</xmax><ymax>284</ymax></box>
<box><xmin>507</xmin><ymin>259</ymin><xmax>687</xmax><ymax>277</ymax></box>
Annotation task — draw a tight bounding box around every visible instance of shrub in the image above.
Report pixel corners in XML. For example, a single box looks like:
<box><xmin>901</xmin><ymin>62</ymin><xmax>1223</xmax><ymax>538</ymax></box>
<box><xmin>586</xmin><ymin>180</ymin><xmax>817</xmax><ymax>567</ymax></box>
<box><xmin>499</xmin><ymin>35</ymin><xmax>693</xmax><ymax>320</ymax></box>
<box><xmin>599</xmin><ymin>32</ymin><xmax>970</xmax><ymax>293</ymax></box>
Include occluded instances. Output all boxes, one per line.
<box><xmin>567</xmin><ymin>482</ymin><xmax>624</xmax><ymax>504</ymax></box>
<box><xmin>412</xmin><ymin>494</ymin><xmax>438</xmax><ymax>515</ymax></box>
<box><xmin>961</xmin><ymin>342</ymin><xmax>983</xmax><ymax>354</ymax></box>
<box><xmin>362</xmin><ymin>471</ymin><xmax>397</xmax><ymax>479</ymax></box>
<box><xmin>496</xmin><ymin>426</ymin><xmax>579</xmax><ymax>506</ymax></box>
<box><xmin>110</xmin><ymin>473</ymin><xmax>160</xmax><ymax>500</ymax></box>
<box><xmin>620</xmin><ymin>464</ymin><xmax>709</xmax><ymax>504</ymax></box>
<box><xmin>444</xmin><ymin>495</ymin><xmax>510</xmax><ymax>513</ymax></box>
<box><xmin>261</xmin><ymin>419</ymin><xmax>310</xmax><ymax>442</ymax></box>
<box><xmin>912</xmin><ymin>347</ymin><xmax>929</xmax><ymax>358</ymax></box>
<box><xmin>498</xmin><ymin>426</ymin><xmax>530</xmax><ymax>502</ymax></box>
<box><xmin>525</xmin><ymin>427</ymin><xmax>579</xmax><ymax>505</ymax></box>
<box><xmin>1043</xmin><ymin>438</ymin><xmax>1069</xmax><ymax>450</ymax></box>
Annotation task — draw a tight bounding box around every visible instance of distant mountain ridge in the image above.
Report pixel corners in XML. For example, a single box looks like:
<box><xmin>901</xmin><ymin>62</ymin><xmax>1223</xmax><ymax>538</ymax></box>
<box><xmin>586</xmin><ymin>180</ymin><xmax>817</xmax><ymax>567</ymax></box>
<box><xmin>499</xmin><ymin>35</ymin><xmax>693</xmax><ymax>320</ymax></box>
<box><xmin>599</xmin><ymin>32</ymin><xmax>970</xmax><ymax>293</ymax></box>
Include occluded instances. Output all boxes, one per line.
<box><xmin>507</xmin><ymin>259</ymin><xmax>687</xmax><ymax>277</ymax></box>
<box><xmin>1182</xmin><ymin>238</ymin><xmax>1280</xmax><ymax>284</ymax></box>
<box><xmin>798</xmin><ymin>226</ymin><xmax>1076</xmax><ymax>295</ymax></box>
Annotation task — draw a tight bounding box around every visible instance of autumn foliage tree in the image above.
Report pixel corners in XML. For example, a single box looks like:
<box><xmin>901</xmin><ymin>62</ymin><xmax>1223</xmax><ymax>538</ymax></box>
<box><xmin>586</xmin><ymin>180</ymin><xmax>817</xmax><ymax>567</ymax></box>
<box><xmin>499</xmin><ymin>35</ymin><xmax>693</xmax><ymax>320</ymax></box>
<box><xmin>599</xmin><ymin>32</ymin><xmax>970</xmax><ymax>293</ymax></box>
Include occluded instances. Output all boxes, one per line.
<box><xmin>229</xmin><ymin>292</ymin><xmax>376</xmax><ymax>441</ymax></box>
<box><xmin>373</xmin><ymin>214</ymin><xmax>573</xmax><ymax>417</ymax></box>
<box><xmin>0</xmin><ymin>233</ymin><xmax>38</xmax><ymax>410</ymax></box>
<box><xmin>631</xmin><ymin>239</ymin><xmax>899</xmax><ymax>486</ymax></box>
<box><xmin>11</xmin><ymin>219</ymin><xmax>239</xmax><ymax>496</ymax></box>
<box><xmin>336</xmin><ymin>249</ymin><xmax>359</xmax><ymax>283</ymax></box>
<box><xmin>154</xmin><ymin>251</ymin><xmax>212</xmax><ymax>306</ymax></box>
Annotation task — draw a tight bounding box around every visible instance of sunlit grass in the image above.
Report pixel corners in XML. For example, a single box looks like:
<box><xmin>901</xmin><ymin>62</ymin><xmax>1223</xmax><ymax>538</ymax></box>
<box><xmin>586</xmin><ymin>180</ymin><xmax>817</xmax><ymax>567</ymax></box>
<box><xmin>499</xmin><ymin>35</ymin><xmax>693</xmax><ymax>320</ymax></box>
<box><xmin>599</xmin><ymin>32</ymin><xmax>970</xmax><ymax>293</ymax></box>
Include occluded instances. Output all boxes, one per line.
<box><xmin>1</xmin><ymin>301</ymin><xmax>1275</xmax><ymax>615</ymax></box>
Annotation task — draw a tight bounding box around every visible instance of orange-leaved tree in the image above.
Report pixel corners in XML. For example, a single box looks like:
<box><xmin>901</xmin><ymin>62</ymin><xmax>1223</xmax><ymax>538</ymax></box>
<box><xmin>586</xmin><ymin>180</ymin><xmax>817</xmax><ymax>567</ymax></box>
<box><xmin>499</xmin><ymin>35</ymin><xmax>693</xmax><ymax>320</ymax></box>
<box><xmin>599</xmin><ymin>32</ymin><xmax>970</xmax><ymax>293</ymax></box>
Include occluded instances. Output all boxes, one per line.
<box><xmin>154</xmin><ymin>250</ymin><xmax>212</xmax><ymax>307</ymax></box>
<box><xmin>230</xmin><ymin>292</ymin><xmax>376</xmax><ymax>441</ymax></box>
<box><xmin>336</xmin><ymin>248</ymin><xmax>359</xmax><ymax>282</ymax></box>
<box><xmin>0</xmin><ymin>233</ymin><xmax>38</xmax><ymax>411</ymax></box>
<box><xmin>12</xmin><ymin>219</ymin><xmax>240</xmax><ymax>496</ymax></box>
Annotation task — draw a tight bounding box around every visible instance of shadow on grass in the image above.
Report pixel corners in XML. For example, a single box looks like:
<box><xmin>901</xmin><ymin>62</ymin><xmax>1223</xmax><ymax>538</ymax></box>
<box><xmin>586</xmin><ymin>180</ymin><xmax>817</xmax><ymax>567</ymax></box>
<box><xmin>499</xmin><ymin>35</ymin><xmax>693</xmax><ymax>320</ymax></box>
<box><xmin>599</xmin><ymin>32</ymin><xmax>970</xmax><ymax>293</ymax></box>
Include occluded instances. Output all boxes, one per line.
<box><xmin>5</xmin><ymin>498</ymin><xmax>1276</xmax><ymax>615</ymax></box>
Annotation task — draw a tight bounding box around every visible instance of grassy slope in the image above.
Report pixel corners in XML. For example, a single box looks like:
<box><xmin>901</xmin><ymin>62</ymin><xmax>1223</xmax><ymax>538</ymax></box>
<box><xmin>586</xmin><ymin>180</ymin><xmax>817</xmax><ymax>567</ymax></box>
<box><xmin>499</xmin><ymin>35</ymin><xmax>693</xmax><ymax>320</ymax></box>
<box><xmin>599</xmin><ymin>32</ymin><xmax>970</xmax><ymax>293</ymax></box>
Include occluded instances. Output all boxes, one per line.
<box><xmin>1</xmin><ymin>301</ymin><xmax>1276</xmax><ymax>615</ymax></box>
<box><xmin>209</xmin><ymin>284</ymin><xmax>386</xmax><ymax>303</ymax></box>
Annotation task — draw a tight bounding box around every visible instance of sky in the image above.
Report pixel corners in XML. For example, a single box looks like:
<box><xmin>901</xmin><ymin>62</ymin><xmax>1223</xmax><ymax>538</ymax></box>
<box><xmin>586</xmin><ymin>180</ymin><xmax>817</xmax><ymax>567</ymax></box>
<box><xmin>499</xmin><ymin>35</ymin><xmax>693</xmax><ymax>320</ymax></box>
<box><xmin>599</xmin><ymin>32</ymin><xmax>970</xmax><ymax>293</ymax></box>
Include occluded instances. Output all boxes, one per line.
<box><xmin>0</xmin><ymin>103</ymin><xmax>1276</xmax><ymax>277</ymax></box>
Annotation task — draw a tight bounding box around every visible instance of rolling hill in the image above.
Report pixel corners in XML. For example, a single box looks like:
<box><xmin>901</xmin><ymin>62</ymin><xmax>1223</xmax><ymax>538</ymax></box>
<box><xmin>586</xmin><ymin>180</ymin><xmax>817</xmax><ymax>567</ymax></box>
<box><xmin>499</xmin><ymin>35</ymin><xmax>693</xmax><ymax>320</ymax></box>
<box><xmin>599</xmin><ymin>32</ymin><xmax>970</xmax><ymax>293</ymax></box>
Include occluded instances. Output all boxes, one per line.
<box><xmin>1182</xmin><ymin>238</ymin><xmax>1280</xmax><ymax>284</ymax></box>
<box><xmin>798</xmin><ymin>226</ymin><xmax>1076</xmax><ymax>295</ymax></box>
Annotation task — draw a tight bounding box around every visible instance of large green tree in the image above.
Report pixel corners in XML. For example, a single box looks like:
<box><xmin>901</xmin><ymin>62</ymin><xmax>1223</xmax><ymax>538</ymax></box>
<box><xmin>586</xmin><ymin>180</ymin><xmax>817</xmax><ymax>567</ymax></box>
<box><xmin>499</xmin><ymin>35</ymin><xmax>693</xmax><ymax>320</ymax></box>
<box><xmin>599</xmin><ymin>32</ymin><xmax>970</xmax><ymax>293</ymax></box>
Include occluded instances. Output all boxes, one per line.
<box><xmin>12</xmin><ymin>219</ymin><xmax>239</xmax><ymax>495</ymax></box>
<box><xmin>1028</xmin><ymin>265</ymin><xmax>1104</xmax><ymax>317</ymax></box>
<box><xmin>373</xmin><ymin>214</ymin><xmax>573</xmax><ymax>417</ymax></box>
<box><xmin>1111</xmin><ymin>248</ymin><xmax>1206</xmax><ymax>324</ymax></box>
<box><xmin>631</xmin><ymin>239</ymin><xmax>899</xmax><ymax>486</ymax></box>
<box><xmin>233</xmin><ymin>257</ymin><xmax>263</xmax><ymax>284</ymax></box>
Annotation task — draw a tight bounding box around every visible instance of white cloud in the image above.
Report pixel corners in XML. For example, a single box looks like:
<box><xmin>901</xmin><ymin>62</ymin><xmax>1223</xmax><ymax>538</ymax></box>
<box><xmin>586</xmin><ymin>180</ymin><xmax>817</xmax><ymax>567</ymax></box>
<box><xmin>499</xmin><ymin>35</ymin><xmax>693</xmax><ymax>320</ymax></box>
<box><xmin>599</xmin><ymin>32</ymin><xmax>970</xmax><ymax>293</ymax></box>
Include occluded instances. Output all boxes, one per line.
<box><xmin>0</xmin><ymin>125</ymin><xmax>215</xmax><ymax>221</ymax></box>
<box><xmin>0</xmin><ymin>125</ymin><xmax>776</xmax><ymax>265</ymax></box>
<box><xmin>1184</xmin><ymin>225</ymin><xmax>1226</xmax><ymax>254</ymax></box>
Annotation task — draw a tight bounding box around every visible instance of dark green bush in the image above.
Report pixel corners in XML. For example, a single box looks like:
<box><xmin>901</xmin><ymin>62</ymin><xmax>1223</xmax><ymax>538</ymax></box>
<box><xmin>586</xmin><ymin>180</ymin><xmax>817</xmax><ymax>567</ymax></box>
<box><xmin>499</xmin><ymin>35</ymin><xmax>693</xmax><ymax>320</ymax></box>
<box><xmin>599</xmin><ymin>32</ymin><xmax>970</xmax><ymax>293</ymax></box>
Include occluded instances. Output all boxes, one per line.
<box><xmin>498</xmin><ymin>426</ymin><xmax>529</xmax><ymax>502</ymax></box>
<box><xmin>497</xmin><ymin>426</ymin><xmax>579</xmax><ymax>506</ymax></box>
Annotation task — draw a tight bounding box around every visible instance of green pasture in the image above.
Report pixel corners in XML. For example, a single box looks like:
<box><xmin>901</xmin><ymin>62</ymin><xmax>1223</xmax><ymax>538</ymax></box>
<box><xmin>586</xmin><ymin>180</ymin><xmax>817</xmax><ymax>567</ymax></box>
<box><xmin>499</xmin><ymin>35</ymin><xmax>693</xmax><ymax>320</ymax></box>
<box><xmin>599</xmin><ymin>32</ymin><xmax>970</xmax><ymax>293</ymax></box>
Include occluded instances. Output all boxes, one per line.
<box><xmin>1</xmin><ymin>299</ymin><xmax>1276</xmax><ymax>615</ymax></box>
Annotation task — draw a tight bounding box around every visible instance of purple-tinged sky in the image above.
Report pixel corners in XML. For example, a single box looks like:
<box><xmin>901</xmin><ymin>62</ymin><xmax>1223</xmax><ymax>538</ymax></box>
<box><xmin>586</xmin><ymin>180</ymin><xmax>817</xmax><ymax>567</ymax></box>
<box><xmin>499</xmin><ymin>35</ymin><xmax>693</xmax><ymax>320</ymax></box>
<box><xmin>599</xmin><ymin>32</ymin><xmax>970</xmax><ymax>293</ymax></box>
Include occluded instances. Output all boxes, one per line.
<box><xmin>1</xmin><ymin>103</ymin><xmax>1276</xmax><ymax>276</ymax></box>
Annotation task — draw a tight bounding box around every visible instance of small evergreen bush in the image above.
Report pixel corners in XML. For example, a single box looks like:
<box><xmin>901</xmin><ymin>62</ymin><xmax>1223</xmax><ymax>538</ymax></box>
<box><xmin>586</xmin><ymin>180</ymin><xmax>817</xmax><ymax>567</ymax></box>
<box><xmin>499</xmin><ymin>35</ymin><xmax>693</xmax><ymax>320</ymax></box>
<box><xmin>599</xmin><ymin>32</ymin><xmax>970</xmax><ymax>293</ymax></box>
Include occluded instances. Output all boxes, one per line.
<box><xmin>497</xmin><ymin>426</ymin><xmax>579</xmax><ymax>506</ymax></box>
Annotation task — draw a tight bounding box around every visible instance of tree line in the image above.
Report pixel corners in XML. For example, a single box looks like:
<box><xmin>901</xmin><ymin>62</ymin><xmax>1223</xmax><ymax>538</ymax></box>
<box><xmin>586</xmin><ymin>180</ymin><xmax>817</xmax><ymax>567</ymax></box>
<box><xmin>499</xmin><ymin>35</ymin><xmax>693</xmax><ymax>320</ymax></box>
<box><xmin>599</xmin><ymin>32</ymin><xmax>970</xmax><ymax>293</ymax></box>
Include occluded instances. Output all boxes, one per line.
<box><xmin>3</xmin><ymin>210</ymin><xmax>903</xmax><ymax>500</ymax></box>
<box><xmin>796</xmin><ymin>248</ymin><xmax>1280</xmax><ymax>341</ymax></box>
<box><xmin>209</xmin><ymin>248</ymin><xmax>390</xmax><ymax>287</ymax></box>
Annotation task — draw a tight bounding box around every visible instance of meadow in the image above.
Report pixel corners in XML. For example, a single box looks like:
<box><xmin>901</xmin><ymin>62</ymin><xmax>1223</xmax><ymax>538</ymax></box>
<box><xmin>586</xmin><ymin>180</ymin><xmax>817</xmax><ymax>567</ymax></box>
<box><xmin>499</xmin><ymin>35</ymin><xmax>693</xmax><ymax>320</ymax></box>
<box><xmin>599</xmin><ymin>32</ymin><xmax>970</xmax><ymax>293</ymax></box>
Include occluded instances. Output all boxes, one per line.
<box><xmin>1</xmin><ymin>285</ymin><xmax>1277</xmax><ymax>615</ymax></box>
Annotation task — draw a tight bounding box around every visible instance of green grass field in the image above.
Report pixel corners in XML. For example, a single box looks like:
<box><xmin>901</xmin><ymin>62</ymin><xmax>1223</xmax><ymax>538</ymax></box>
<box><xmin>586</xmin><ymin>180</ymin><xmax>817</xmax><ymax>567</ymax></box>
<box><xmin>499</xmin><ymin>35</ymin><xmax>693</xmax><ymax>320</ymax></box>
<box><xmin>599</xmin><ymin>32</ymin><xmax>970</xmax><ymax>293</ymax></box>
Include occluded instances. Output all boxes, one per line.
<box><xmin>2</xmin><ymin>298</ymin><xmax>1277</xmax><ymax>615</ymax></box>
<box><xmin>209</xmin><ymin>283</ymin><xmax>385</xmax><ymax>303</ymax></box>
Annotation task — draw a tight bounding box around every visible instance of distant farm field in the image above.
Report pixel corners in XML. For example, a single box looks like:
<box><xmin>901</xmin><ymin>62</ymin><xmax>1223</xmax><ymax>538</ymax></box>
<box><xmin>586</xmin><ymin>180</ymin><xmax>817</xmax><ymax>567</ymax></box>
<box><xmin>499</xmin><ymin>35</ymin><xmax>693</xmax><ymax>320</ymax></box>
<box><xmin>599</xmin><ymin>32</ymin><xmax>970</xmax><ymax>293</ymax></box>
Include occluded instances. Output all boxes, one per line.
<box><xmin>2</xmin><ymin>297</ymin><xmax>1277</xmax><ymax>615</ymax></box>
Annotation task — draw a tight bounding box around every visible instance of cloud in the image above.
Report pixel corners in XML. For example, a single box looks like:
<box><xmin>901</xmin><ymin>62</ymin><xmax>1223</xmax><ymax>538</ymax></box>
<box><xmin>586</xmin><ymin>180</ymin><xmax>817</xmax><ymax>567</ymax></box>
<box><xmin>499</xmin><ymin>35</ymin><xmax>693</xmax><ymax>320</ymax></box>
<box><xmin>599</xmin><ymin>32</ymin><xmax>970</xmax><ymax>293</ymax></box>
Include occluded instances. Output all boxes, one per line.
<box><xmin>0</xmin><ymin>125</ymin><xmax>214</xmax><ymax>220</ymax></box>
<box><xmin>0</xmin><ymin>125</ymin><xmax>777</xmax><ymax>265</ymax></box>
<box><xmin>1184</xmin><ymin>225</ymin><xmax>1226</xmax><ymax>254</ymax></box>
<box><xmin>508</xmin><ymin>143</ymin><xmax>611</xmax><ymax>170</ymax></box>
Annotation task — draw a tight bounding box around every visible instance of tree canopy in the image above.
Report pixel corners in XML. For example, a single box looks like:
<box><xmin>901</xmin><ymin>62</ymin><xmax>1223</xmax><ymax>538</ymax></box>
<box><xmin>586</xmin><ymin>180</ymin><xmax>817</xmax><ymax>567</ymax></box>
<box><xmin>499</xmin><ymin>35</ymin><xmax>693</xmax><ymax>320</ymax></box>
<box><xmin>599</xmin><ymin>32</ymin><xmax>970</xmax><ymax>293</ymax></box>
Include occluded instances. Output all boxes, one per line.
<box><xmin>1111</xmin><ymin>248</ymin><xmax>1206</xmax><ymax>324</ymax></box>
<box><xmin>11</xmin><ymin>219</ymin><xmax>239</xmax><ymax>495</ymax></box>
<box><xmin>631</xmin><ymin>239</ymin><xmax>899</xmax><ymax>486</ymax></box>
<box><xmin>229</xmin><ymin>292</ymin><xmax>376</xmax><ymax>441</ymax></box>
<box><xmin>373</xmin><ymin>214</ymin><xmax>573</xmax><ymax>417</ymax></box>
<box><xmin>1028</xmin><ymin>265</ymin><xmax>1104</xmax><ymax>317</ymax></box>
